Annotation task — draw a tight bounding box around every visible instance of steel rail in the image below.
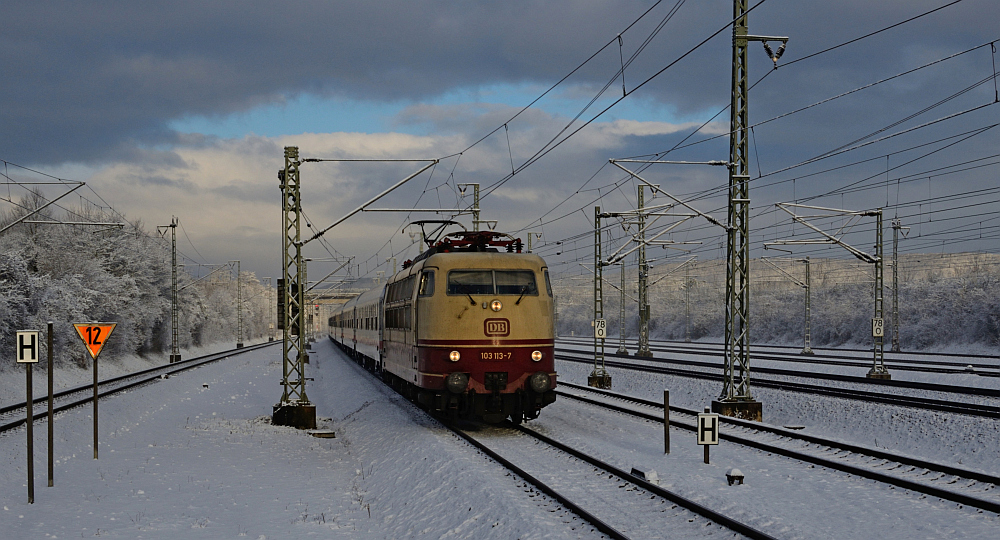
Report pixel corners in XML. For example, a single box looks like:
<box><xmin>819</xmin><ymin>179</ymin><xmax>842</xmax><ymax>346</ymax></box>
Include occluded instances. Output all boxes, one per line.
<box><xmin>558</xmin><ymin>341</ymin><xmax>1000</xmax><ymax>385</ymax></box>
<box><xmin>556</xmin><ymin>353</ymin><xmax>1000</xmax><ymax>417</ymax></box>
<box><xmin>557</xmin><ymin>336</ymin><xmax>1000</xmax><ymax>368</ymax></box>
<box><xmin>332</xmin><ymin>338</ymin><xmax>630</xmax><ymax>539</ymax></box>
<box><xmin>561</xmin><ymin>381</ymin><xmax>999</xmax><ymax>485</ymax></box>
<box><xmin>622</xmin><ymin>343</ymin><xmax>1000</xmax><ymax>374</ymax></box>
<box><xmin>1</xmin><ymin>342</ymin><xmax>278</xmax><ymax>433</ymax></box>
<box><xmin>447</xmin><ymin>426</ymin><xmax>630</xmax><ymax>540</ymax></box>
<box><xmin>555</xmin><ymin>354</ymin><xmax>1000</xmax><ymax>418</ymax></box>
<box><xmin>556</xmin><ymin>383</ymin><xmax>1000</xmax><ymax>514</ymax></box>
<box><xmin>512</xmin><ymin>424</ymin><xmax>779</xmax><ymax>540</ymax></box>
<box><xmin>335</xmin><ymin>336</ymin><xmax>771</xmax><ymax>540</ymax></box>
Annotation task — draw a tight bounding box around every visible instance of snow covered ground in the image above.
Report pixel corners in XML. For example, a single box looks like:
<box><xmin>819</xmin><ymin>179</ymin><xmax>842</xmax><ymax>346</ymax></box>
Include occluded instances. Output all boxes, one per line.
<box><xmin>1</xmin><ymin>340</ymin><xmax>609</xmax><ymax>539</ymax></box>
<box><xmin>1</xmin><ymin>338</ymin><xmax>997</xmax><ymax>539</ymax></box>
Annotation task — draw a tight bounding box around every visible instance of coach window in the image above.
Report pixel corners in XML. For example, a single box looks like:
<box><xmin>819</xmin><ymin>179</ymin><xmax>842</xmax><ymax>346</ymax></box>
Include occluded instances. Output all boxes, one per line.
<box><xmin>495</xmin><ymin>270</ymin><xmax>537</xmax><ymax>295</ymax></box>
<box><xmin>403</xmin><ymin>275</ymin><xmax>417</xmax><ymax>300</ymax></box>
<box><xmin>448</xmin><ymin>270</ymin><xmax>493</xmax><ymax>295</ymax></box>
<box><xmin>543</xmin><ymin>269</ymin><xmax>553</xmax><ymax>297</ymax></box>
<box><xmin>418</xmin><ymin>270</ymin><xmax>435</xmax><ymax>297</ymax></box>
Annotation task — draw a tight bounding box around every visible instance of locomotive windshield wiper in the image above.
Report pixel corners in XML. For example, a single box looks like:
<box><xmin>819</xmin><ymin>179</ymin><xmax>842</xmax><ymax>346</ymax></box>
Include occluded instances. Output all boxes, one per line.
<box><xmin>515</xmin><ymin>285</ymin><xmax>529</xmax><ymax>305</ymax></box>
<box><xmin>460</xmin><ymin>285</ymin><xmax>476</xmax><ymax>306</ymax></box>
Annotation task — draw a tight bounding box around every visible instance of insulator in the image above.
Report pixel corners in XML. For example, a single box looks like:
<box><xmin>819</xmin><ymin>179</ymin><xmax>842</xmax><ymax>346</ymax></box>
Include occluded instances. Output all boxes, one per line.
<box><xmin>762</xmin><ymin>42</ymin><xmax>774</xmax><ymax>59</ymax></box>
<box><xmin>774</xmin><ymin>43</ymin><xmax>786</xmax><ymax>60</ymax></box>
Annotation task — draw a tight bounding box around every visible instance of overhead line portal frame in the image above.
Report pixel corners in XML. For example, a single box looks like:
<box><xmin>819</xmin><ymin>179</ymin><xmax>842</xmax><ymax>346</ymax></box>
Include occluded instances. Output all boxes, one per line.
<box><xmin>274</xmin><ymin>147</ymin><xmax>438</xmax><ymax>429</ymax></box>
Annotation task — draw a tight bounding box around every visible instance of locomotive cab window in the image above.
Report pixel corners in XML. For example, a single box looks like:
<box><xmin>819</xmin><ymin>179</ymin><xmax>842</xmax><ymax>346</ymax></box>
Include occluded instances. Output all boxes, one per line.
<box><xmin>447</xmin><ymin>270</ymin><xmax>538</xmax><ymax>296</ymax></box>
<box><xmin>543</xmin><ymin>269</ymin><xmax>553</xmax><ymax>297</ymax></box>
<box><xmin>448</xmin><ymin>270</ymin><xmax>493</xmax><ymax>295</ymax></box>
<box><xmin>418</xmin><ymin>270</ymin><xmax>435</xmax><ymax>297</ymax></box>
<box><xmin>495</xmin><ymin>270</ymin><xmax>537</xmax><ymax>295</ymax></box>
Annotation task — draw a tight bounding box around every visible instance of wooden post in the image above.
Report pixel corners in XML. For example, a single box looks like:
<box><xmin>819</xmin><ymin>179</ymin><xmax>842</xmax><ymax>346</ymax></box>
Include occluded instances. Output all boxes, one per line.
<box><xmin>703</xmin><ymin>407</ymin><xmax>711</xmax><ymax>464</ymax></box>
<box><xmin>47</xmin><ymin>322</ymin><xmax>53</xmax><ymax>487</ymax></box>
<box><xmin>26</xmin><ymin>362</ymin><xmax>34</xmax><ymax>503</ymax></box>
<box><xmin>93</xmin><ymin>353</ymin><xmax>98</xmax><ymax>459</ymax></box>
<box><xmin>663</xmin><ymin>389</ymin><xmax>670</xmax><ymax>454</ymax></box>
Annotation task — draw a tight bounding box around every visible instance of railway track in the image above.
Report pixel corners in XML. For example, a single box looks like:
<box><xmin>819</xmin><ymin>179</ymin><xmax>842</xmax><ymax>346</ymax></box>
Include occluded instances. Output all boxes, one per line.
<box><xmin>333</xmin><ymin>339</ymin><xmax>775</xmax><ymax>539</ymax></box>
<box><xmin>557</xmin><ymin>381</ymin><xmax>1000</xmax><ymax>515</ymax></box>
<box><xmin>555</xmin><ymin>350</ymin><xmax>1000</xmax><ymax>418</ymax></box>
<box><xmin>449</xmin><ymin>421</ymin><xmax>777</xmax><ymax>540</ymax></box>
<box><xmin>0</xmin><ymin>341</ymin><xmax>278</xmax><ymax>434</ymax></box>
<box><xmin>558</xmin><ymin>336</ymin><xmax>1000</xmax><ymax>376</ymax></box>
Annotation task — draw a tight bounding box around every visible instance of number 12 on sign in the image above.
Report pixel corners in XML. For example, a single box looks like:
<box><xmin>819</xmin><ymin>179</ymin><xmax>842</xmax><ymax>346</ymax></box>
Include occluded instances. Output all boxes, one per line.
<box><xmin>73</xmin><ymin>323</ymin><xmax>117</xmax><ymax>360</ymax></box>
<box><xmin>73</xmin><ymin>322</ymin><xmax>116</xmax><ymax>460</ymax></box>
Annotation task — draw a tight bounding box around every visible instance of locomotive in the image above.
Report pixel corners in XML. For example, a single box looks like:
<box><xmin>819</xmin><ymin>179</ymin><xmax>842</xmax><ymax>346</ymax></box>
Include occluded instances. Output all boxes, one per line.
<box><xmin>329</xmin><ymin>228</ymin><xmax>557</xmax><ymax>423</ymax></box>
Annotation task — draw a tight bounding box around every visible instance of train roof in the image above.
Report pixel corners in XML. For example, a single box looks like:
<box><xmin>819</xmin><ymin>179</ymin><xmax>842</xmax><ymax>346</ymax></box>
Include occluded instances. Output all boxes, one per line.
<box><xmin>336</xmin><ymin>283</ymin><xmax>385</xmax><ymax>312</ymax></box>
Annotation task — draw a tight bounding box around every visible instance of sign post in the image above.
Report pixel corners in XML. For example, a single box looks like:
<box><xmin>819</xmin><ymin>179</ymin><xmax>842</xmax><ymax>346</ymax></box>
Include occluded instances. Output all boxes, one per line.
<box><xmin>663</xmin><ymin>389</ymin><xmax>670</xmax><ymax>454</ymax></box>
<box><xmin>17</xmin><ymin>330</ymin><xmax>40</xmax><ymax>503</ymax></box>
<box><xmin>73</xmin><ymin>323</ymin><xmax>116</xmax><ymax>460</ymax></box>
<box><xmin>47</xmin><ymin>322</ymin><xmax>54</xmax><ymax>487</ymax></box>
<box><xmin>697</xmin><ymin>407</ymin><xmax>720</xmax><ymax>464</ymax></box>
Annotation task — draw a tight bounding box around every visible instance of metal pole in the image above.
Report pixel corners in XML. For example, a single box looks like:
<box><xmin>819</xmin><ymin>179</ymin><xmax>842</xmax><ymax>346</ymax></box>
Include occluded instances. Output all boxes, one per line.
<box><xmin>802</xmin><ymin>257</ymin><xmax>813</xmax><ymax>355</ymax></box>
<box><xmin>719</xmin><ymin>0</ymin><xmax>765</xmax><ymax>420</ymax></box>
<box><xmin>170</xmin><ymin>218</ymin><xmax>179</xmax><ymax>362</ymax></box>
<box><xmin>265</xmin><ymin>277</ymin><xmax>274</xmax><ymax>341</ymax></box>
<box><xmin>47</xmin><ymin>321</ymin><xmax>53</xmax><ymax>487</ymax></box>
<box><xmin>236</xmin><ymin>260</ymin><xmax>244</xmax><ymax>348</ymax></box>
<box><xmin>685</xmin><ymin>263</ymin><xmax>692</xmax><ymax>343</ymax></box>
<box><xmin>704</xmin><ymin>407</ymin><xmax>711</xmax><ymax>464</ymax></box>
<box><xmin>304</xmin><ymin>263</ymin><xmax>312</xmax><ymax>351</ymax></box>
<box><xmin>663</xmin><ymin>389</ymin><xmax>670</xmax><ymax>454</ymax></box>
<box><xmin>473</xmin><ymin>184</ymin><xmax>480</xmax><ymax>232</ymax></box>
<box><xmin>239</xmin><ymin>268</ymin><xmax>246</xmax><ymax>343</ymax></box>
<box><xmin>868</xmin><ymin>209</ymin><xmax>889</xmax><ymax>379</ymax></box>
<box><xmin>273</xmin><ymin>146</ymin><xmax>316</xmax><ymax>428</ymax></box>
<box><xmin>589</xmin><ymin>206</ymin><xmax>610</xmax><ymax>388</ymax></box>
<box><xmin>26</xmin><ymin>361</ymin><xmax>34</xmax><ymax>503</ymax></box>
<box><xmin>93</xmin><ymin>349</ymin><xmax>98</xmax><ymax>459</ymax></box>
<box><xmin>636</xmin><ymin>185</ymin><xmax>652</xmax><ymax>357</ymax></box>
<box><xmin>891</xmin><ymin>219</ymin><xmax>901</xmax><ymax>352</ymax></box>
<box><xmin>158</xmin><ymin>218</ymin><xmax>181</xmax><ymax>363</ymax></box>
<box><xmin>617</xmin><ymin>263</ymin><xmax>628</xmax><ymax>355</ymax></box>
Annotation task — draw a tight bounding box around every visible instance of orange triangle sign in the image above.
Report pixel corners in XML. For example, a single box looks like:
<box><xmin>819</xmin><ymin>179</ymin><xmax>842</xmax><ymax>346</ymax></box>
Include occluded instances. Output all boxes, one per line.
<box><xmin>73</xmin><ymin>323</ymin><xmax>117</xmax><ymax>360</ymax></box>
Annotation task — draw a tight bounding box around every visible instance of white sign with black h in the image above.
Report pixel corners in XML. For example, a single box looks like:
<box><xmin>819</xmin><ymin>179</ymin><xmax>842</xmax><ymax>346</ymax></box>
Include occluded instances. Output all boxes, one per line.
<box><xmin>697</xmin><ymin>412</ymin><xmax>719</xmax><ymax>445</ymax></box>
<box><xmin>16</xmin><ymin>330</ymin><xmax>40</xmax><ymax>363</ymax></box>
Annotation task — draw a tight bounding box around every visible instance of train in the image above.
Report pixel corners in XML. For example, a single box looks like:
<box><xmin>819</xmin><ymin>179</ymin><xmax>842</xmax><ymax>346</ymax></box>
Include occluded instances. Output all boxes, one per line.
<box><xmin>328</xmin><ymin>229</ymin><xmax>557</xmax><ymax>423</ymax></box>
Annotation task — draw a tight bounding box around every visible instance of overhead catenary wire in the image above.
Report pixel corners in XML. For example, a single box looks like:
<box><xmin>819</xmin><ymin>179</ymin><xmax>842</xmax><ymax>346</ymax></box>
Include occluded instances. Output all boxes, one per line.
<box><xmin>510</xmin><ymin>3</ymin><xmax>992</xmax><ymax>260</ymax></box>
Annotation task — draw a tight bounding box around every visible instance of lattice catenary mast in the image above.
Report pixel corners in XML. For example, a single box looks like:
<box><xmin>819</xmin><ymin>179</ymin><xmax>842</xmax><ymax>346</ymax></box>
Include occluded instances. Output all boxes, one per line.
<box><xmin>717</xmin><ymin>0</ymin><xmax>786</xmax><ymax>421</ymax></box>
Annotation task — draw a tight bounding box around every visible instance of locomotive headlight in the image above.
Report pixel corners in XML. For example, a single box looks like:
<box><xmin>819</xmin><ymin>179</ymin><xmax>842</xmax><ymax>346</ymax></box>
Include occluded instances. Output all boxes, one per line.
<box><xmin>446</xmin><ymin>372</ymin><xmax>469</xmax><ymax>393</ymax></box>
<box><xmin>490</xmin><ymin>300</ymin><xmax>502</xmax><ymax>312</ymax></box>
<box><xmin>531</xmin><ymin>350</ymin><xmax>543</xmax><ymax>362</ymax></box>
<box><xmin>449</xmin><ymin>350</ymin><xmax>461</xmax><ymax>362</ymax></box>
<box><xmin>529</xmin><ymin>371</ymin><xmax>551</xmax><ymax>393</ymax></box>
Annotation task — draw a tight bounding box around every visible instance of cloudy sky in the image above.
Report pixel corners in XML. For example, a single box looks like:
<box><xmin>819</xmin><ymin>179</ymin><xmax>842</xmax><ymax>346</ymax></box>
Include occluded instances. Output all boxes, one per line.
<box><xmin>2</xmin><ymin>0</ymin><xmax>997</xmax><ymax>284</ymax></box>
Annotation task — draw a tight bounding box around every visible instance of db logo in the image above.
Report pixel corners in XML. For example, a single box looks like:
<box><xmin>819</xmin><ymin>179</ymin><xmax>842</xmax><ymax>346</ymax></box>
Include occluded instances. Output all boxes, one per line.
<box><xmin>484</xmin><ymin>318</ymin><xmax>510</xmax><ymax>337</ymax></box>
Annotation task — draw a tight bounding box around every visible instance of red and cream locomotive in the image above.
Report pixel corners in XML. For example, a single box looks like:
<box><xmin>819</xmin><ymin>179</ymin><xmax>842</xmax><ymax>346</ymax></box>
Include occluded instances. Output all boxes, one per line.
<box><xmin>329</xmin><ymin>228</ymin><xmax>557</xmax><ymax>423</ymax></box>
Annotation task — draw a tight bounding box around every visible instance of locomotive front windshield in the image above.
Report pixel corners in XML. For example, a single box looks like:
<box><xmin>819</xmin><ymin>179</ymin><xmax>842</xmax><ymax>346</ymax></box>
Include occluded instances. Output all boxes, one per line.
<box><xmin>448</xmin><ymin>270</ymin><xmax>538</xmax><ymax>295</ymax></box>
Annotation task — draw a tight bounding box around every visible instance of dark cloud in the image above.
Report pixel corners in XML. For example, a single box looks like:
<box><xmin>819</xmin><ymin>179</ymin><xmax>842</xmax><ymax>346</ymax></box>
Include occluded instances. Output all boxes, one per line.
<box><xmin>3</xmin><ymin>0</ymin><xmax>994</xmax><ymax>167</ymax></box>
